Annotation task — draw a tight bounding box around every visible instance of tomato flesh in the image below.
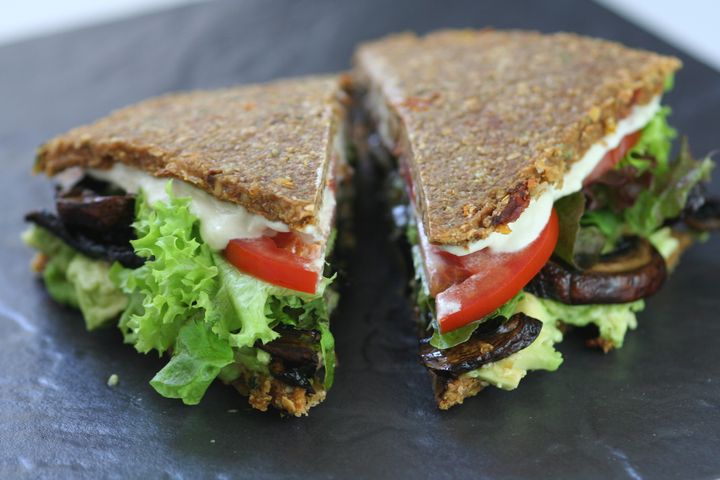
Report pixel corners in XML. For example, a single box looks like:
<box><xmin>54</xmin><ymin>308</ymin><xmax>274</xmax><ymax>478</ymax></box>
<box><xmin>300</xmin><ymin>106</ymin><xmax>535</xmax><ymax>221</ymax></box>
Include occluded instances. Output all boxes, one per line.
<box><xmin>224</xmin><ymin>232</ymin><xmax>320</xmax><ymax>294</ymax></box>
<box><xmin>417</xmin><ymin>221</ymin><xmax>473</xmax><ymax>296</ymax></box>
<box><xmin>583</xmin><ymin>130</ymin><xmax>641</xmax><ymax>186</ymax></box>
<box><xmin>433</xmin><ymin>209</ymin><xmax>559</xmax><ymax>334</ymax></box>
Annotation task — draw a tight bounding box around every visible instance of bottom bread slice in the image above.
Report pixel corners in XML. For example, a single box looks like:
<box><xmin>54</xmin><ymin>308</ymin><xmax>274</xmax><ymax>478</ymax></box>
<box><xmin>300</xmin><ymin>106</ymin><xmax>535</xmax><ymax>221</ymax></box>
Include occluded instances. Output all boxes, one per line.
<box><xmin>429</xmin><ymin>372</ymin><xmax>487</xmax><ymax>410</ymax></box>
<box><xmin>225</xmin><ymin>369</ymin><xmax>327</xmax><ymax>417</ymax></box>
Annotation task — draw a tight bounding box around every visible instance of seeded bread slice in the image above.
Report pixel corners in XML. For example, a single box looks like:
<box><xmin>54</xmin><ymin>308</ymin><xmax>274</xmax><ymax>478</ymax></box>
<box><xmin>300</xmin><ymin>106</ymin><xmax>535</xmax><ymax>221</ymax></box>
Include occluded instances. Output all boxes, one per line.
<box><xmin>354</xmin><ymin>30</ymin><xmax>681</xmax><ymax>246</ymax></box>
<box><xmin>35</xmin><ymin>75</ymin><xmax>346</xmax><ymax>230</ymax></box>
<box><xmin>227</xmin><ymin>371</ymin><xmax>326</xmax><ymax>417</ymax></box>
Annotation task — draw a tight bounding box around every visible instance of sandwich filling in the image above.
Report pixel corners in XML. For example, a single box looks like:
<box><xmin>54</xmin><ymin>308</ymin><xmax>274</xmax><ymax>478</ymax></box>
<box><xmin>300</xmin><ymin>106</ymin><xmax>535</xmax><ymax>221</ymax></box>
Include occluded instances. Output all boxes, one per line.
<box><xmin>24</xmin><ymin>133</ymin><xmax>348</xmax><ymax>415</ymax></box>
<box><xmin>84</xmin><ymin>163</ymin><xmax>336</xmax><ymax>289</ymax></box>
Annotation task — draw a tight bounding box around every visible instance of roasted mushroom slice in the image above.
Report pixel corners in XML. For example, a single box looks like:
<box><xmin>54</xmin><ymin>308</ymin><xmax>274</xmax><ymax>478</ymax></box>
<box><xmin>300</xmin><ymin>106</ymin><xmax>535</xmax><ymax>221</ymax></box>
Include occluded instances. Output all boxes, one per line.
<box><xmin>527</xmin><ymin>236</ymin><xmax>666</xmax><ymax>305</ymax></box>
<box><xmin>419</xmin><ymin>313</ymin><xmax>543</xmax><ymax>375</ymax></box>
<box><xmin>25</xmin><ymin>210</ymin><xmax>144</xmax><ymax>268</ymax></box>
<box><xmin>684</xmin><ymin>197</ymin><xmax>720</xmax><ymax>232</ymax></box>
<box><xmin>56</xmin><ymin>189</ymin><xmax>136</xmax><ymax>243</ymax></box>
<box><xmin>260</xmin><ymin>329</ymin><xmax>322</xmax><ymax>392</ymax></box>
<box><xmin>268</xmin><ymin>360</ymin><xmax>318</xmax><ymax>393</ymax></box>
<box><xmin>259</xmin><ymin>328</ymin><xmax>321</xmax><ymax>367</ymax></box>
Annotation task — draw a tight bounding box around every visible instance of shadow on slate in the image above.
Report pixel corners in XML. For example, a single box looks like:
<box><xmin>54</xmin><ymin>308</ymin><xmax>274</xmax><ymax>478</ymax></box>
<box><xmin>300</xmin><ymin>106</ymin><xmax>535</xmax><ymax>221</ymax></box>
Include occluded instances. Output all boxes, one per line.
<box><xmin>0</xmin><ymin>0</ymin><xmax>719</xmax><ymax>478</ymax></box>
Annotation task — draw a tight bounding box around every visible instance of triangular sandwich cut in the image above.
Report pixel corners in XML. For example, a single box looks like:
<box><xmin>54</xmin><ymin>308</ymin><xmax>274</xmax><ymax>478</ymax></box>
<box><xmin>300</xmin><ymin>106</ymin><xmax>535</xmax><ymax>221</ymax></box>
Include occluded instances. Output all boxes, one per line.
<box><xmin>353</xmin><ymin>30</ymin><xmax>718</xmax><ymax>409</ymax></box>
<box><xmin>26</xmin><ymin>76</ymin><xmax>351</xmax><ymax>416</ymax></box>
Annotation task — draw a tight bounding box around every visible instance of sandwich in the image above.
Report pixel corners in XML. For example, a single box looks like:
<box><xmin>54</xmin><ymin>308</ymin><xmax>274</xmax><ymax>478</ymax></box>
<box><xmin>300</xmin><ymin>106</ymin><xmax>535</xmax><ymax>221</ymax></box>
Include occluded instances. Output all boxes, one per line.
<box><xmin>24</xmin><ymin>76</ymin><xmax>350</xmax><ymax>416</ymax></box>
<box><xmin>353</xmin><ymin>30</ymin><xmax>719</xmax><ymax>409</ymax></box>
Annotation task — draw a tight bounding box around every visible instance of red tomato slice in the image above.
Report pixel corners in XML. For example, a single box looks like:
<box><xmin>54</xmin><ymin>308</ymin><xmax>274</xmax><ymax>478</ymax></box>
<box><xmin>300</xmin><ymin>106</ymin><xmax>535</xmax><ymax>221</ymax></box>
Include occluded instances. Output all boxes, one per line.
<box><xmin>417</xmin><ymin>221</ymin><xmax>473</xmax><ymax>296</ymax></box>
<box><xmin>272</xmin><ymin>232</ymin><xmax>322</xmax><ymax>259</ymax></box>
<box><xmin>434</xmin><ymin>209</ymin><xmax>559</xmax><ymax>334</ymax></box>
<box><xmin>224</xmin><ymin>233</ymin><xmax>320</xmax><ymax>294</ymax></box>
<box><xmin>583</xmin><ymin>130</ymin><xmax>641</xmax><ymax>186</ymax></box>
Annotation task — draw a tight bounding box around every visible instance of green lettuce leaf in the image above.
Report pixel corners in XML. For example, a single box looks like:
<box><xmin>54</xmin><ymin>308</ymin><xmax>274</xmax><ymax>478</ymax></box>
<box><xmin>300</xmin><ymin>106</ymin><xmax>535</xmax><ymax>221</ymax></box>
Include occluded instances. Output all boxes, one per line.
<box><xmin>210</xmin><ymin>254</ymin><xmax>337</xmax><ymax>388</ymax></box>
<box><xmin>580</xmin><ymin>209</ymin><xmax>623</xmax><ymax>247</ymax></box>
<box><xmin>664</xmin><ymin>74</ymin><xmax>675</xmax><ymax>91</ymax></box>
<box><xmin>535</xmin><ymin>295</ymin><xmax>644</xmax><ymax>349</ymax></box>
<box><xmin>109</xmin><ymin>183</ymin><xmax>337</xmax><ymax>403</ymax></box>
<box><xmin>579</xmin><ymin>108</ymin><xmax>713</xmax><ymax>245</ymax></box>
<box><xmin>24</xmin><ymin>226</ymin><xmax>126</xmax><ymax>329</ymax></box>
<box><xmin>263</xmin><ymin>275</ymin><xmax>337</xmax><ymax>389</ymax></box>
<box><xmin>554</xmin><ymin>192</ymin><xmax>609</xmax><ymax>267</ymax></box>
<box><xmin>618</xmin><ymin>106</ymin><xmax>676</xmax><ymax>175</ymax></box>
<box><xmin>24</xmin><ymin>226</ymin><xmax>78</xmax><ymax>307</ymax></box>
<box><xmin>648</xmin><ymin>226</ymin><xmax>680</xmax><ymax>261</ymax></box>
<box><xmin>210</xmin><ymin>253</ymin><xmax>279</xmax><ymax>348</ymax></box>
<box><xmin>150</xmin><ymin>321</ymin><xmax>234</xmax><ymax>405</ymax></box>
<box><xmin>25</xmin><ymin>181</ymin><xmax>338</xmax><ymax>405</ymax></box>
<box><xmin>66</xmin><ymin>255</ymin><xmax>128</xmax><ymax>330</ymax></box>
<box><xmin>553</xmin><ymin>192</ymin><xmax>585</xmax><ymax>266</ymax></box>
<box><xmin>623</xmin><ymin>138</ymin><xmax>713</xmax><ymax>237</ymax></box>
<box><xmin>111</xmin><ymin>184</ymin><xmax>218</xmax><ymax>355</ymax></box>
<box><xmin>318</xmin><ymin>322</ymin><xmax>336</xmax><ymax>389</ymax></box>
<box><xmin>218</xmin><ymin>348</ymin><xmax>272</xmax><ymax>383</ymax></box>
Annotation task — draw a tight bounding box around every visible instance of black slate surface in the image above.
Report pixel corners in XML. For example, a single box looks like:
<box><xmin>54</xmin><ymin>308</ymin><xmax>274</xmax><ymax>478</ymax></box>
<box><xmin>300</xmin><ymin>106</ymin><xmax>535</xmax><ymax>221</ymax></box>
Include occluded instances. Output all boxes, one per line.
<box><xmin>1</xmin><ymin>1</ymin><xmax>719</xmax><ymax>478</ymax></box>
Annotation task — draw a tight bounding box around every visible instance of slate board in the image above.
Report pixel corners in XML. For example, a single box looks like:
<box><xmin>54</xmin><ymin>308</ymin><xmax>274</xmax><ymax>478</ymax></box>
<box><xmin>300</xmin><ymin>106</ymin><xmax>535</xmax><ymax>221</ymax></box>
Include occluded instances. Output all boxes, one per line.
<box><xmin>1</xmin><ymin>0</ymin><xmax>719</xmax><ymax>478</ymax></box>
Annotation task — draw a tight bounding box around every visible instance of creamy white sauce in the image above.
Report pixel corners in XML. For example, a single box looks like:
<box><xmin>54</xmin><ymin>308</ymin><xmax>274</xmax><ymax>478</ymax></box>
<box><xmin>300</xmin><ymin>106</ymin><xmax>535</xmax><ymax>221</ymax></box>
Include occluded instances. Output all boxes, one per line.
<box><xmin>88</xmin><ymin>163</ymin><xmax>336</xmax><ymax>252</ymax></box>
<box><xmin>300</xmin><ymin>120</ymin><xmax>345</xmax><ymax>242</ymax></box>
<box><xmin>301</xmin><ymin>186</ymin><xmax>335</xmax><ymax>242</ymax></box>
<box><xmin>440</xmin><ymin>96</ymin><xmax>662</xmax><ymax>256</ymax></box>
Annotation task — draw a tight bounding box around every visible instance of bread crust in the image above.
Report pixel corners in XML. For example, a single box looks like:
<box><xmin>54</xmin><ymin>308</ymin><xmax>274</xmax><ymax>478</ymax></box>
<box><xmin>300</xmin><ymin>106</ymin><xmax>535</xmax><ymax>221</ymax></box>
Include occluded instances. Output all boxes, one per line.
<box><xmin>430</xmin><ymin>371</ymin><xmax>487</xmax><ymax>410</ymax></box>
<box><xmin>354</xmin><ymin>30</ymin><xmax>681</xmax><ymax>245</ymax></box>
<box><xmin>35</xmin><ymin>76</ymin><xmax>346</xmax><ymax>230</ymax></box>
<box><xmin>227</xmin><ymin>370</ymin><xmax>326</xmax><ymax>417</ymax></box>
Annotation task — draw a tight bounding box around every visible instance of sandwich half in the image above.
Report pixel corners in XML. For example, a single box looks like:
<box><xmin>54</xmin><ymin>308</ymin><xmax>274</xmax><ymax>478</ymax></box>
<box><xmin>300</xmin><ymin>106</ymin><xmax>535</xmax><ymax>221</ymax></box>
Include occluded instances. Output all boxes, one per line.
<box><xmin>353</xmin><ymin>30</ymin><xmax>719</xmax><ymax>409</ymax></box>
<box><xmin>25</xmin><ymin>76</ymin><xmax>350</xmax><ymax>416</ymax></box>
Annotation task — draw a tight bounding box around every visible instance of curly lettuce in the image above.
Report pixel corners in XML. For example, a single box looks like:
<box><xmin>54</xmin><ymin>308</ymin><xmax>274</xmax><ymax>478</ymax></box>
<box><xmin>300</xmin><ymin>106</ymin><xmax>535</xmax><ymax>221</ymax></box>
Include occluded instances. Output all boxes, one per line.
<box><xmin>110</xmin><ymin>186</ymin><xmax>218</xmax><ymax>355</ymax></box>
<box><xmin>624</xmin><ymin>138</ymin><xmax>713</xmax><ymax>237</ymax></box>
<box><xmin>648</xmin><ymin>226</ymin><xmax>680</xmax><ymax>262</ymax></box>
<box><xmin>618</xmin><ymin>106</ymin><xmax>676</xmax><ymax>175</ymax></box>
<box><xmin>109</xmin><ymin>183</ymin><xmax>336</xmax><ymax>404</ymax></box>
<box><xmin>573</xmin><ymin>108</ymin><xmax>713</xmax><ymax>251</ymax></box>
<box><xmin>149</xmin><ymin>320</ymin><xmax>234</xmax><ymax>405</ymax></box>
<box><xmin>23</xmin><ymin>226</ymin><xmax>127</xmax><ymax>330</ymax></box>
<box><xmin>534</xmin><ymin>294</ymin><xmax>644</xmax><ymax>350</ymax></box>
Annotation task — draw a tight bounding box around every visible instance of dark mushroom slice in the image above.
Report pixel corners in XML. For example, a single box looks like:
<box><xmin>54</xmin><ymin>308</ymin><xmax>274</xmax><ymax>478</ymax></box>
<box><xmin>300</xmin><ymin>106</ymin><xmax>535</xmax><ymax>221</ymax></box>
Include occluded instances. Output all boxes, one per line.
<box><xmin>684</xmin><ymin>197</ymin><xmax>720</xmax><ymax>232</ymax></box>
<box><xmin>258</xmin><ymin>328</ymin><xmax>321</xmax><ymax>367</ymax></box>
<box><xmin>25</xmin><ymin>210</ymin><xmax>144</xmax><ymax>268</ymax></box>
<box><xmin>259</xmin><ymin>329</ymin><xmax>322</xmax><ymax>393</ymax></box>
<box><xmin>56</xmin><ymin>189</ymin><xmax>136</xmax><ymax>244</ymax></box>
<box><xmin>268</xmin><ymin>359</ymin><xmax>317</xmax><ymax>393</ymax></box>
<box><xmin>419</xmin><ymin>313</ymin><xmax>543</xmax><ymax>375</ymax></box>
<box><xmin>527</xmin><ymin>236</ymin><xmax>667</xmax><ymax>305</ymax></box>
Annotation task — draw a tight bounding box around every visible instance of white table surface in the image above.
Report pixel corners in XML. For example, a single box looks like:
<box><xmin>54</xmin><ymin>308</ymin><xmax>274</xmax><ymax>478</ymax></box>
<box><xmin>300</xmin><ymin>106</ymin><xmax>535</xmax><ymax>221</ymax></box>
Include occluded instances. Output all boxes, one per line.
<box><xmin>0</xmin><ymin>0</ymin><xmax>203</xmax><ymax>45</ymax></box>
<box><xmin>1</xmin><ymin>0</ymin><xmax>718</xmax><ymax>72</ymax></box>
<box><xmin>596</xmin><ymin>0</ymin><xmax>720</xmax><ymax>72</ymax></box>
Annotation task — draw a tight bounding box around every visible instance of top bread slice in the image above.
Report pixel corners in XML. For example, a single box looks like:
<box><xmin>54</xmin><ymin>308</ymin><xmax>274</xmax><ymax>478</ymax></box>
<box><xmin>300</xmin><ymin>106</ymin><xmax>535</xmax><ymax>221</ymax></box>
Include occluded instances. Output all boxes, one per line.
<box><xmin>35</xmin><ymin>75</ymin><xmax>346</xmax><ymax>230</ymax></box>
<box><xmin>353</xmin><ymin>30</ymin><xmax>681</xmax><ymax>246</ymax></box>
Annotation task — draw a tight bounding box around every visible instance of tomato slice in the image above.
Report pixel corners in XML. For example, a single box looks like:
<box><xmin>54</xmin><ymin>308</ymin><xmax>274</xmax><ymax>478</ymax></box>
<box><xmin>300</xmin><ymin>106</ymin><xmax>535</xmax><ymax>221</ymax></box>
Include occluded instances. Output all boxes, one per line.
<box><xmin>224</xmin><ymin>233</ymin><xmax>320</xmax><ymax>294</ymax></box>
<box><xmin>583</xmin><ymin>130</ymin><xmax>641</xmax><ymax>186</ymax></box>
<box><xmin>417</xmin><ymin>221</ymin><xmax>473</xmax><ymax>296</ymax></box>
<box><xmin>434</xmin><ymin>209</ymin><xmax>559</xmax><ymax>333</ymax></box>
<box><xmin>271</xmin><ymin>231</ymin><xmax>322</xmax><ymax>260</ymax></box>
